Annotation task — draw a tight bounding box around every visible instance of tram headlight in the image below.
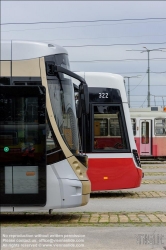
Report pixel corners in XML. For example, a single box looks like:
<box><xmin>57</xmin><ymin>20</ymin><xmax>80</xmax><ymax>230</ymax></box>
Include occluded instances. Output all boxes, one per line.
<box><xmin>132</xmin><ymin>149</ymin><xmax>141</xmax><ymax>168</ymax></box>
<box><xmin>74</xmin><ymin>154</ymin><xmax>88</xmax><ymax>168</ymax></box>
<box><xmin>73</xmin><ymin>162</ymin><xmax>83</xmax><ymax>178</ymax></box>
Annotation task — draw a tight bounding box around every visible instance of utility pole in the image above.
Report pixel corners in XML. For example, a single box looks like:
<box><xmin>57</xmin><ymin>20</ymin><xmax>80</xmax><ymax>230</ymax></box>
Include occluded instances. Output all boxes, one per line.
<box><xmin>146</xmin><ymin>49</ymin><xmax>150</xmax><ymax>107</ymax></box>
<box><xmin>124</xmin><ymin>75</ymin><xmax>141</xmax><ymax>108</ymax></box>
<box><xmin>127</xmin><ymin>47</ymin><xmax>165</xmax><ymax>107</ymax></box>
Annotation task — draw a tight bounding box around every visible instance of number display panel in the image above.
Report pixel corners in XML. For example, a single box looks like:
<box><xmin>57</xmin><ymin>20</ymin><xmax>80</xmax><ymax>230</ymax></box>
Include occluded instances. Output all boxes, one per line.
<box><xmin>89</xmin><ymin>87</ymin><xmax>122</xmax><ymax>103</ymax></box>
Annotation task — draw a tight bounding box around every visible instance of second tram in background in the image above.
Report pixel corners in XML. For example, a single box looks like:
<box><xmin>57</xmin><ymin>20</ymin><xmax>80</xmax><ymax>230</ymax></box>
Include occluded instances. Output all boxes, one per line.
<box><xmin>130</xmin><ymin>107</ymin><xmax>166</xmax><ymax>159</ymax></box>
<box><xmin>74</xmin><ymin>72</ymin><xmax>143</xmax><ymax>192</ymax></box>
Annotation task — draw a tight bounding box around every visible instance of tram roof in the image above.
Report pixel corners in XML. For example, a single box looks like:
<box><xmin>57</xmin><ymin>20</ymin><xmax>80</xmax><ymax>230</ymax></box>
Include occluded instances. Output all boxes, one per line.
<box><xmin>1</xmin><ymin>40</ymin><xmax>68</xmax><ymax>61</ymax></box>
<box><xmin>130</xmin><ymin>107</ymin><xmax>163</xmax><ymax>112</ymax></box>
<box><xmin>130</xmin><ymin>107</ymin><xmax>166</xmax><ymax>118</ymax></box>
<box><xmin>74</xmin><ymin>72</ymin><xmax>127</xmax><ymax>102</ymax></box>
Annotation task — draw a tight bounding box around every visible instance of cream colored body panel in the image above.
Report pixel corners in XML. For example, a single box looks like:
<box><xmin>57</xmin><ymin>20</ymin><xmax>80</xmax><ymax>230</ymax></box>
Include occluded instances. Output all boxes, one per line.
<box><xmin>12</xmin><ymin>59</ymin><xmax>40</xmax><ymax>77</ymax></box>
<box><xmin>0</xmin><ymin>61</ymin><xmax>11</xmax><ymax>76</ymax></box>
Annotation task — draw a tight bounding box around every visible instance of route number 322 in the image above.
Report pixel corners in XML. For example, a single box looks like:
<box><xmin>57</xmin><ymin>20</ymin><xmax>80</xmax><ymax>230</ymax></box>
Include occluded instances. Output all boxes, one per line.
<box><xmin>99</xmin><ymin>93</ymin><xmax>108</xmax><ymax>98</ymax></box>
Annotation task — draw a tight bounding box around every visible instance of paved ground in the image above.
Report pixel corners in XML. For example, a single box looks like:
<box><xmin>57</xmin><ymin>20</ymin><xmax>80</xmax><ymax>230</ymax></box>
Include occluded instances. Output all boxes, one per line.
<box><xmin>1</xmin><ymin>227</ymin><xmax>166</xmax><ymax>250</ymax></box>
<box><xmin>124</xmin><ymin>184</ymin><xmax>166</xmax><ymax>192</ymax></box>
<box><xmin>1</xmin><ymin>211</ymin><xmax>166</xmax><ymax>226</ymax></box>
<box><xmin>91</xmin><ymin>191</ymin><xmax>166</xmax><ymax>198</ymax></box>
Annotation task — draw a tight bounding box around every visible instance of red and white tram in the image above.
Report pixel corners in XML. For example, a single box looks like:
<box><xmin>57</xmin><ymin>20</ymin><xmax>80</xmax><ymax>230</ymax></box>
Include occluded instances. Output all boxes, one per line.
<box><xmin>74</xmin><ymin>72</ymin><xmax>143</xmax><ymax>191</ymax></box>
<box><xmin>130</xmin><ymin>107</ymin><xmax>166</xmax><ymax>158</ymax></box>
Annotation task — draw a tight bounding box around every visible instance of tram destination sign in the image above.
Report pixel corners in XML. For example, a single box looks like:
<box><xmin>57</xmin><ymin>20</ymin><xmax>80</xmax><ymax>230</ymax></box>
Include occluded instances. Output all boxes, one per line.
<box><xmin>89</xmin><ymin>87</ymin><xmax>122</xmax><ymax>103</ymax></box>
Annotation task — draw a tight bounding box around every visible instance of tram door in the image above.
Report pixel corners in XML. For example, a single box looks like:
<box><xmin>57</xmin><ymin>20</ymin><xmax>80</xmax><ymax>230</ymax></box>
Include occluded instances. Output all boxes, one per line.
<box><xmin>0</xmin><ymin>86</ymin><xmax>46</xmax><ymax>206</ymax></box>
<box><xmin>140</xmin><ymin>120</ymin><xmax>151</xmax><ymax>155</ymax></box>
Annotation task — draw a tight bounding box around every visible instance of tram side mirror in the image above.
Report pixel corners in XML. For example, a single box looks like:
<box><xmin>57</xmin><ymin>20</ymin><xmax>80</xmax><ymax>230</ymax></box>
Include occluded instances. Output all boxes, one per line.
<box><xmin>79</xmin><ymin>83</ymin><xmax>89</xmax><ymax>115</ymax></box>
<box><xmin>46</xmin><ymin>62</ymin><xmax>55</xmax><ymax>76</ymax></box>
<box><xmin>46</xmin><ymin>63</ymin><xmax>89</xmax><ymax>115</ymax></box>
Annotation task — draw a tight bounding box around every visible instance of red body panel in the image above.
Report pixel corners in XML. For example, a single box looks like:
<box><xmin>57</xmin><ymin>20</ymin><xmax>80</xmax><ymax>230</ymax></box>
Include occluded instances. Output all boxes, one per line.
<box><xmin>135</xmin><ymin>136</ymin><xmax>166</xmax><ymax>157</ymax></box>
<box><xmin>87</xmin><ymin>157</ymin><xmax>142</xmax><ymax>191</ymax></box>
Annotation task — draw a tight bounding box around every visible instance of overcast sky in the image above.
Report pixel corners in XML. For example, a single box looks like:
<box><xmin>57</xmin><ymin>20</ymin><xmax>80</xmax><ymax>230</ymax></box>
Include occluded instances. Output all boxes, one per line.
<box><xmin>1</xmin><ymin>1</ymin><xmax>166</xmax><ymax>108</ymax></box>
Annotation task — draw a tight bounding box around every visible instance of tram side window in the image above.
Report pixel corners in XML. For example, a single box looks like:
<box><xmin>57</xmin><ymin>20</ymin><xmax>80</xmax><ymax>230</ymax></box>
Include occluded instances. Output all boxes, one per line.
<box><xmin>110</xmin><ymin>118</ymin><xmax>121</xmax><ymax>136</ymax></box>
<box><xmin>94</xmin><ymin>119</ymin><xmax>108</xmax><ymax>136</ymax></box>
<box><xmin>0</xmin><ymin>97</ymin><xmax>41</xmax><ymax>146</ymax></box>
<box><xmin>131</xmin><ymin>118</ymin><xmax>136</xmax><ymax>136</ymax></box>
<box><xmin>0</xmin><ymin>77</ymin><xmax>10</xmax><ymax>85</ymax></box>
<box><xmin>0</xmin><ymin>88</ymin><xmax>46</xmax><ymax>166</ymax></box>
<box><xmin>93</xmin><ymin>105</ymin><xmax>128</xmax><ymax>151</ymax></box>
<box><xmin>141</xmin><ymin>122</ymin><xmax>149</xmax><ymax>144</ymax></box>
<box><xmin>155</xmin><ymin>119</ymin><xmax>166</xmax><ymax>136</ymax></box>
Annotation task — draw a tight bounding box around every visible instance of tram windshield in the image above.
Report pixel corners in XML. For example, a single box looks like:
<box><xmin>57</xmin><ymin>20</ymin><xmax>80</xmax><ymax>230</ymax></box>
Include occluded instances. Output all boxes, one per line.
<box><xmin>93</xmin><ymin>105</ymin><xmax>129</xmax><ymax>151</ymax></box>
<box><xmin>46</xmin><ymin>54</ymin><xmax>88</xmax><ymax>154</ymax></box>
<box><xmin>48</xmin><ymin>74</ymin><xmax>79</xmax><ymax>153</ymax></box>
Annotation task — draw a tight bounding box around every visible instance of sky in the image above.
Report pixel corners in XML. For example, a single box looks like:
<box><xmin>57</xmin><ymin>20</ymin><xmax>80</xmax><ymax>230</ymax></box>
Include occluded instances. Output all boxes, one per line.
<box><xmin>1</xmin><ymin>1</ymin><xmax>166</xmax><ymax>108</ymax></box>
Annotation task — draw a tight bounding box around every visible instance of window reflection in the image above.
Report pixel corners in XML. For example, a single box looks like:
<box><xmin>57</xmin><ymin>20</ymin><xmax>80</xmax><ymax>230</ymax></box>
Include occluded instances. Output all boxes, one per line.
<box><xmin>141</xmin><ymin>122</ymin><xmax>149</xmax><ymax>144</ymax></box>
<box><xmin>48</xmin><ymin>78</ymin><xmax>79</xmax><ymax>153</ymax></box>
<box><xmin>155</xmin><ymin>119</ymin><xmax>166</xmax><ymax>136</ymax></box>
<box><xmin>0</xmin><ymin>88</ymin><xmax>46</xmax><ymax>166</ymax></box>
<box><xmin>93</xmin><ymin>105</ymin><xmax>127</xmax><ymax>150</ymax></box>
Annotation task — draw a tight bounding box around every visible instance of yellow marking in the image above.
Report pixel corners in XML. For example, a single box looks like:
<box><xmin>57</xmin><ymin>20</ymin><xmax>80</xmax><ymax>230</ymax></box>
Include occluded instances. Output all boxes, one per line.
<box><xmin>26</xmin><ymin>172</ymin><xmax>35</xmax><ymax>176</ymax></box>
<box><xmin>103</xmin><ymin>177</ymin><xmax>108</xmax><ymax>180</ymax></box>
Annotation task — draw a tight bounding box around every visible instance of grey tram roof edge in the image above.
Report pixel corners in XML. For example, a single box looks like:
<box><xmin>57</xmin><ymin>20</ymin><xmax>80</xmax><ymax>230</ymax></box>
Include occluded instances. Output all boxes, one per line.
<box><xmin>0</xmin><ymin>40</ymin><xmax>68</xmax><ymax>61</ymax></box>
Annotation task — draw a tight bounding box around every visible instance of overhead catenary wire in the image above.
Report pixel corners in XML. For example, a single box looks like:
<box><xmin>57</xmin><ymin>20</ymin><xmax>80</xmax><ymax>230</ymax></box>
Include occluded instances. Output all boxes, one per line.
<box><xmin>2</xmin><ymin>17</ymin><xmax>166</xmax><ymax>25</ymax></box>
<box><xmin>117</xmin><ymin>72</ymin><xmax>166</xmax><ymax>74</ymax></box>
<box><xmin>139</xmin><ymin>97</ymin><xmax>147</xmax><ymax>107</ymax></box>
<box><xmin>4</xmin><ymin>32</ymin><xmax>165</xmax><ymax>40</ymax></box>
<box><xmin>130</xmin><ymin>73</ymin><xmax>147</xmax><ymax>91</ymax></box>
<box><xmin>123</xmin><ymin>85</ymin><xmax>166</xmax><ymax>86</ymax></box>
<box><xmin>63</xmin><ymin>42</ymin><xmax>166</xmax><ymax>47</ymax></box>
<box><xmin>2</xmin><ymin>19</ymin><xmax>166</xmax><ymax>32</ymax></box>
<box><xmin>2</xmin><ymin>39</ymin><xmax>166</xmax><ymax>47</ymax></box>
<box><xmin>71</xmin><ymin>70</ymin><xmax>166</xmax><ymax>75</ymax></box>
<box><xmin>70</xmin><ymin>58</ymin><xmax>166</xmax><ymax>62</ymax></box>
<box><xmin>150</xmin><ymin>94</ymin><xmax>166</xmax><ymax>97</ymax></box>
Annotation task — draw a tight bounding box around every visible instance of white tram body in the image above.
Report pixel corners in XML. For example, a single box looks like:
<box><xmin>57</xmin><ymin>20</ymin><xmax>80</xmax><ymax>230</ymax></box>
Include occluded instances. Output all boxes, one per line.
<box><xmin>73</xmin><ymin>72</ymin><xmax>142</xmax><ymax>191</ymax></box>
<box><xmin>0</xmin><ymin>41</ymin><xmax>91</xmax><ymax>212</ymax></box>
<box><xmin>130</xmin><ymin>107</ymin><xmax>166</xmax><ymax>158</ymax></box>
